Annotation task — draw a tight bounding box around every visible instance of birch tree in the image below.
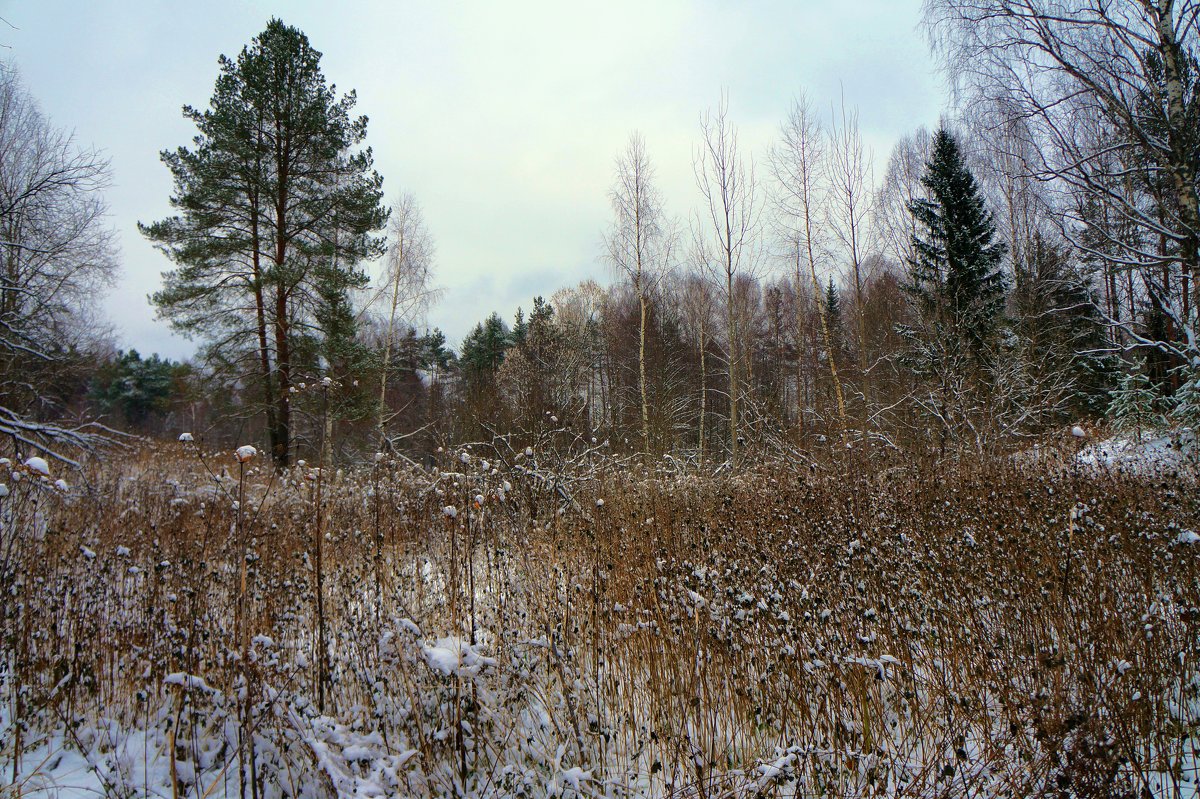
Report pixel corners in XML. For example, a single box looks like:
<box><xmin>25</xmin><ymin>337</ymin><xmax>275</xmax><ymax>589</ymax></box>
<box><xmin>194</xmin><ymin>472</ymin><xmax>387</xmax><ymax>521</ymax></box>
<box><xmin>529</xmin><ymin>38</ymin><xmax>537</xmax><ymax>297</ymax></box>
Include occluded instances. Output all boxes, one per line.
<box><xmin>0</xmin><ymin>65</ymin><xmax>120</xmax><ymax>463</ymax></box>
<box><xmin>923</xmin><ymin>0</ymin><xmax>1200</xmax><ymax>370</ymax></box>
<box><xmin>769</xmin><ymin>93</ymin><xmax>849</xmax><ymax>441</ymax></box>
<box><xmin>374</xmin><ymin>192</ymin><xmax>437</xmax><ymax>449</ymax></box>
<box><xmin>694</xmin><ymin>95</ymin><xmax>760</xmax><ymax>465</ymax></box>
<box><xmin>828</xmin><ymin>97</ymin><xmax>877</xmax><ymax>425</ymax></box>
<box><xmin>679</xmin><ymin>269</ymin><xmax>716</xmax><ymax>462</ymax></box>
<box><xmin>605</xmin><ymin>133</ymin><xmax>674</xmax><ymax>459</ymax></box>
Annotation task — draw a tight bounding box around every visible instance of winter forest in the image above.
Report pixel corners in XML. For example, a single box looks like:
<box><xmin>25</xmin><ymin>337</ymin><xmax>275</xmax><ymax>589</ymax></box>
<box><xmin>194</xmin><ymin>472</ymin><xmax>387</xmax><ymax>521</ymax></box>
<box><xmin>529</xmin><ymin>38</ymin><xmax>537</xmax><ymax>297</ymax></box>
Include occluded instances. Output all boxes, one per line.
<box><xmin>1</xmin><ymin>2</ymin><xmax>1199</xmax><ymax>798</ymax></box>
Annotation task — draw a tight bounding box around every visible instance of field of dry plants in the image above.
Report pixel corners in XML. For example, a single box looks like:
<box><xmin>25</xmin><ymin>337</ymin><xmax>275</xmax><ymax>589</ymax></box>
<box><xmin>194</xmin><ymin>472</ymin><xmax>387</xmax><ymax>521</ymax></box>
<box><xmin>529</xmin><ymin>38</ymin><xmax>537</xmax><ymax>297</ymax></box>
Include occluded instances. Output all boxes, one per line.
<box><xmin>1</xmin><ymin>439</ymin><xmax>1198</xmax><ymax>798</ymax></box>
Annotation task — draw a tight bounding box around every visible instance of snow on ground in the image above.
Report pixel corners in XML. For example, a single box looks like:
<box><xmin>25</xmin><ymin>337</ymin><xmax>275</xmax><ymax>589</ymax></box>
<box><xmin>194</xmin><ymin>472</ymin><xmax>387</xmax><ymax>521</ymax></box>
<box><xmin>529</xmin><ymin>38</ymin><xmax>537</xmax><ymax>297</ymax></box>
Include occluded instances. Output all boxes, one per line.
<box><xmin>1073</xmin><ymin>429</ymin><xmax>1197</xmax><ymax>476</ymax></box>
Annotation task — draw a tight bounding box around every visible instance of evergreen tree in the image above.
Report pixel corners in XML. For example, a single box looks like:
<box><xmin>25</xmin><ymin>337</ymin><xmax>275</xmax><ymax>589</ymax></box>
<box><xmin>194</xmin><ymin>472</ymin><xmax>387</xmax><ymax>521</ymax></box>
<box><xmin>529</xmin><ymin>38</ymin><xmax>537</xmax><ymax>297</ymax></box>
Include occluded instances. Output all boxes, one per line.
<box><xmin>824</xmin><ymin>277</ymin><xmax>844</xmax><ymax>356</ymax></box>
<box><xmin>459</xmin><ymin>312</ymin><xmax>511</xmax><ymax>424</ymax></box>
<box><xmin>311</xmin><ymin>255</ymin><xmax>370</xmax><ymax>375</ymax></box>
<box><xmin>1010</xmin><ymin>234</ymin><xmax>1115</xmax><ymax>422</ymax></box>
<box><xmin>418</xmin><ymin>329</ymin><xmax>455</xmax><ymax>376</ymax></box>
<box><xmin>141</xmin><ymin>19</ymin><xmax>387</xmax><ymax>465</ymax></box>
<box><xmin>904</xmin><ymin>129</ymin><xmax>1007</xmax><ymax>368</ymax></box>
<box><xmin>899</xmin><ymin>129</ymin><xmax>1007</xmax><ymax>448</ymax></box>
<box><xmin>509</xmin><ymin>308</ymin><xmax>528</xmax><ymax>347</ymax></box>
<box><xmin>460</xmin><ymin>313</ymin><xmax>510</xmax><ymax>381</ymax></box>
<box><xmin>91</xmin><ymin>350</ymin><xmax>185</xmax><ymax>427</ymax></box>
<box><xmin>1171</xmin><ymin>365</ymin><xmax>1200</xmax><ymax>430</ymax></box>
<box><xmin>1108</xmin><ymin>360</ymin><xmax>1163</xmax><ymax>437</ymax></box>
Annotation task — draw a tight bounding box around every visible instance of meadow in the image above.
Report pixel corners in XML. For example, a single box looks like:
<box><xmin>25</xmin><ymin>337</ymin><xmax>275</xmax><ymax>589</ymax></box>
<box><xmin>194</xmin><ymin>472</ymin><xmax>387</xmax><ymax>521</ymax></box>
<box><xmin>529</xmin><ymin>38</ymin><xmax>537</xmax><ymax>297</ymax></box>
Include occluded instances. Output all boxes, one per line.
<box><xmin>1</xmin><ymin>439</ymin><xmax>1197</xmax><ymax>798</ymax></box>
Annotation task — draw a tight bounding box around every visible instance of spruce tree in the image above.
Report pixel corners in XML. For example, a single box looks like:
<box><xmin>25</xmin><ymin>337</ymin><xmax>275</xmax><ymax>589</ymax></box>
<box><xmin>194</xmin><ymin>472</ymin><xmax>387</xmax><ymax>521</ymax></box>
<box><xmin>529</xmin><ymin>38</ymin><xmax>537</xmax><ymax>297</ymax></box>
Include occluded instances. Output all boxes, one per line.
<box><xmin>1010</xmin><ymin>233</ymin><xmax>1115</xmax><ymax>421</ymax></box>
<box><xmin>1108</xmin><ymin>361</ymin><xmax>1163</xmax><ymax>438</ymax></box>
<box><xmin>1171</xmin><ymin>366</ymin><xmax>1200</xmax><ymax>430</ymax></box>
<box><xmin>899</xmin><ymin>128</ymin><xmax>1007</xmax><ymax>449</ymax></box>
<box><xmin>824</xmin><ymin>277</ymin><xmax>843</xmax><ymax>354</ymax></box>
<box><xmin>904</xmin><ymin>129</ymin><xmax>1007</xmax><ymax>368</ymax></box>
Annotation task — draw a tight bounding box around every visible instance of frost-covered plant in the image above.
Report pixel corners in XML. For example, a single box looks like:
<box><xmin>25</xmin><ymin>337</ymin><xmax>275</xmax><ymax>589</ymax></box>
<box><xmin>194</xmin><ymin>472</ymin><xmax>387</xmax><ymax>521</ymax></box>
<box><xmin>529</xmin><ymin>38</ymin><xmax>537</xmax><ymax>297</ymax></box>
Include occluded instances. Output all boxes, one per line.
<box><xmin>2</xmin><ymin>444</ymin><xmax>1197</xmax><ymax>798</ymax></box>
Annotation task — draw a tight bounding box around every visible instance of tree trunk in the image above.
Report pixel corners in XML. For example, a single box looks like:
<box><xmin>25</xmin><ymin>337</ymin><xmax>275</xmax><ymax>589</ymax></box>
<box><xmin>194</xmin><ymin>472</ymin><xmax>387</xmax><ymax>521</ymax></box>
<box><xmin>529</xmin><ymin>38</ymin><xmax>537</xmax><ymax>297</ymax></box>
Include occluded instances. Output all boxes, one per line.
<box><xmin>1155</xmin><ymin>0</ymin><xmax>1200</xmax><ymax>324</ymax></box>
<box><xmin>639</xmin><ymin>293</ymin><xmax>650</xmax><ymax>459</ymax></box>
<box><xmin>699</xmin><ymin>323</ymin><xmax>707</xmax><ymax>463</ymax></box>
<box><xmin>726</xmin><ymin>260</ymin><xmax>738</xmax><ymax>466</ymax></box>
<box><xmin>851</xmin><ymin>246</ymin><xmax>869</xmax><ymax>433</ymax></box>
<box><xmin>273</xmin><ymin>284</ymin><xmax>291</xmax><ymax>466</ymax></box>
<box><xmin>378</xmin><ymin>232</ymin><xmax>405</xmax><ymax>450</ymax></box>
<box><xmin>250</xmin><ymin>204</ymin><xmax>278</xmax><ymax>461</ymax></box>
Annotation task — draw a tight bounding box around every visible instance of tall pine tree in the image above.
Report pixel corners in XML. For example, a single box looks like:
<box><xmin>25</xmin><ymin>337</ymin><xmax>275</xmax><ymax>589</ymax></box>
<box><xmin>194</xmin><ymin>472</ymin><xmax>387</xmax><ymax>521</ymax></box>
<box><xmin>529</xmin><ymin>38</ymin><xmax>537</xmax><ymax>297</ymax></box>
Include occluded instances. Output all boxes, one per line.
<box><xmin>142</xmin><ymin>19</ymin><xmax>387</xmax><ymax>465</ymax></box>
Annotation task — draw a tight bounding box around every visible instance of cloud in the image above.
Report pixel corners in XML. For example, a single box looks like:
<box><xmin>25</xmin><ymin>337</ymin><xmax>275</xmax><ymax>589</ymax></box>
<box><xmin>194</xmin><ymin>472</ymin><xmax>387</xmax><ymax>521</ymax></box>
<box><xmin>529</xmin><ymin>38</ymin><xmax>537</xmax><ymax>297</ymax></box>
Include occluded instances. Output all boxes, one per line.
<box><xmin>6</xmin><ymin>0</ymin><xmax>945</xmax><ymax>360</ymax></box>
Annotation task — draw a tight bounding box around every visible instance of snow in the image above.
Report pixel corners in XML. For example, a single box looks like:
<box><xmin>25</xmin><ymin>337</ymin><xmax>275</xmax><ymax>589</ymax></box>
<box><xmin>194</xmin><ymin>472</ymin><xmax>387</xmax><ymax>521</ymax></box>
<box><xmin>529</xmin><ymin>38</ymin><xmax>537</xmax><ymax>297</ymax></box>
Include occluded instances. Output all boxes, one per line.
<box><xmin>561</xmin><ymin>766</ymin><xmax>590</xmax><ymax>790</ymax></box>
<box><xmin>234</xmin><ymin>445</ymin><xmax>257</xmax><ymax>463</ymax></box>
<box><xmin>163</xmin><ymin>672</ymin><xmax>218</xmax><ymax>693</ymax></box>
<box><xmin>178</xmin><ymin>432</ymin><xmax>194</xmax><ymax>442</ymax></box>
<box><xmin>1071</xmin><ymin>425</ymin><xmax>1087</xmax><ymax>438</ymax></box>
<box><xmin>24</xmin><ymin>456</ymin><xmax>50</xmax><ymax>475</ymax></box>
<box><xmin>758</xmin><ymin>752</ymin><xmax>796</xmax><ymax>781</ymax></box>
<box><xmin>1074</xmin><ymin>431</ymin><xmax>1197</xmax><ymax>476</ymax></box>
<box><xmin>4</xmin><ymin>443</ymin><xmax>1196</xmax><ymax>799</ymax></box>
<box><xmin>442</xmin><ymin>505</ymin><xmax>457</xmax><ymax>518</ymax></box>
<box><xmin>420</xmin><ymin>636</ymin><xmax>496</xmax><ymax>678</ymax></box>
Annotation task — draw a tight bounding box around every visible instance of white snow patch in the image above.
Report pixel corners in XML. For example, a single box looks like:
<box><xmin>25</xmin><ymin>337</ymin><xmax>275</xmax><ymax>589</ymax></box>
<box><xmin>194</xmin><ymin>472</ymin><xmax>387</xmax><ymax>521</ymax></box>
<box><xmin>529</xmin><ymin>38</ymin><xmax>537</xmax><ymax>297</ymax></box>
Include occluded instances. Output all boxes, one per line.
<box><xmin>421</xmin><ymin>636</ymin><xmax>496</xmax><ymax>678</ymax></box>
<box><xmin>24</xmin><ymin>456</ymin><xmax>50</xmax><ymax>475</ymax></box>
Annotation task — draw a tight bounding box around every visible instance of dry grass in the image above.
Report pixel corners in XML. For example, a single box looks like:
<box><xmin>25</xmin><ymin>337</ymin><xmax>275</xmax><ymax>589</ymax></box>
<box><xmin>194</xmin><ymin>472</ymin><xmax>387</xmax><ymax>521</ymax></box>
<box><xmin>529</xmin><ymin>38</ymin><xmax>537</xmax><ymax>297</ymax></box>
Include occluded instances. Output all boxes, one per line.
<box><xmin>0</xmin><ymin>442</ymin><xmax>1197</xmax><ymax>797</ymax></box>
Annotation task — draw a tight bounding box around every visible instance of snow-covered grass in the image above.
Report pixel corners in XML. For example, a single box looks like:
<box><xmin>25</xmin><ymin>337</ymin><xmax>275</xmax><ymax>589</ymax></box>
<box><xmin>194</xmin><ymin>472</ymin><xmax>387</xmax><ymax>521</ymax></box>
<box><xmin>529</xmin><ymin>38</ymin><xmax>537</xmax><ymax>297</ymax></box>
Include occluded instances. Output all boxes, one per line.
<box><xmin>0</xmin><ymin>444</ymin><xmax>1197</xmax><ymax>797</ymax></box>
<box><xmin>1075</xmin><ymin>427</ymin><xmax>1198</xmax><ymax>477</ymax></box>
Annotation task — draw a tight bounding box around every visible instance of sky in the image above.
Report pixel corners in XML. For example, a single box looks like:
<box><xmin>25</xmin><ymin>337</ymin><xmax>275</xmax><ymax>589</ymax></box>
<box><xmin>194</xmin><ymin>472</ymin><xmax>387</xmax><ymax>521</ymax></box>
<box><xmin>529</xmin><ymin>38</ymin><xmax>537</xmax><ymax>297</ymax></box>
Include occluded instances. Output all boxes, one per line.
<box><xmin>1</xmin><ymin>0</ymin><xmax>946</xmax><ymax>361</ymax></box>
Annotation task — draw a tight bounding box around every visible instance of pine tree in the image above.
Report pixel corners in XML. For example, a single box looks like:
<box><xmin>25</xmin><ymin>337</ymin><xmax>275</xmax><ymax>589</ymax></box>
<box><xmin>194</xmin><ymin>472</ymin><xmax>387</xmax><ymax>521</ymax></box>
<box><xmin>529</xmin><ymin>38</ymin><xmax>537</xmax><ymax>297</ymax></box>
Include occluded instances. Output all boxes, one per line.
<box><xmin>461</xmin><ymin>313</ymin><xmax>510</xmax><ymax>381</ymax></box>
<box><xmin>418</xmin><ymin>329</ymin><xmax>454</xmax><ymax>376</ymax></box>
<box><xmin>904</xmin><ymin>129</ymin><xmax>1007</xmax><ymax>369</ymax></box>
<box><xmin>91</xmin><ymin>350</ymin><xmax>183</xmax><ymax>427</ymax></box>
<box><xmin>1108</xmin><ymin>361</ymin><xmax>1163</xmax><ymax>438</ymax></box>
<box><xmin>142</xmin><ymin>19</ymin><xmax>387</xmax><ymax>465</ymax></box>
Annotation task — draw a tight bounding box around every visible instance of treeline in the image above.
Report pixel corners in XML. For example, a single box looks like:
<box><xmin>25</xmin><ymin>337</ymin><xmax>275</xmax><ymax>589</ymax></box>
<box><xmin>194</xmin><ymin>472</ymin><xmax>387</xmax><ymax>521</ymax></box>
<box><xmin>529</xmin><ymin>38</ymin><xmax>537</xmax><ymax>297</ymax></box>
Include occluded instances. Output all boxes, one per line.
<box><xmin>3</xmin><ymin>4</ymin><xmax>1198</xmax><ymax>466</ymax></box>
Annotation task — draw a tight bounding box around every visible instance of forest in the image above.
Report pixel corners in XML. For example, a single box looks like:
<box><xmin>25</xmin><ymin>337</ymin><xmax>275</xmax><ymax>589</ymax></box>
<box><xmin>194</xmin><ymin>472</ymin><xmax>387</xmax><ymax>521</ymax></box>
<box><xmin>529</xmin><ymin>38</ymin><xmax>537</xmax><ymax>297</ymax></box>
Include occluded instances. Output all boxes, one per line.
<box><xmin>2</xmin><ymin>5</ymin><xmax>1198</xmax><ymax>466</ymax></box>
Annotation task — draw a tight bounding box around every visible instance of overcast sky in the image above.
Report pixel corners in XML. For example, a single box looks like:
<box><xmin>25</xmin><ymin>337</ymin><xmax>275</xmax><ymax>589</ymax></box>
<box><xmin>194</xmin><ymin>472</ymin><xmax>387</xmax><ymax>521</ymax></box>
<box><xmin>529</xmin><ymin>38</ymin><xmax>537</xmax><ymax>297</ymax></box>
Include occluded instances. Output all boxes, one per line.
<box><xmin>2</xmin><ymin>0</ymin><xmax>946</xmax><ymax>361</ymax></box>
